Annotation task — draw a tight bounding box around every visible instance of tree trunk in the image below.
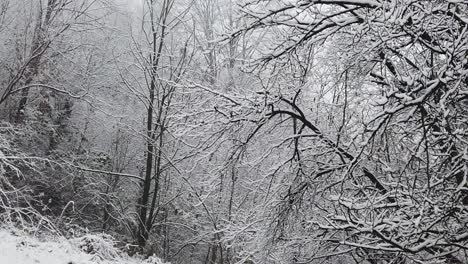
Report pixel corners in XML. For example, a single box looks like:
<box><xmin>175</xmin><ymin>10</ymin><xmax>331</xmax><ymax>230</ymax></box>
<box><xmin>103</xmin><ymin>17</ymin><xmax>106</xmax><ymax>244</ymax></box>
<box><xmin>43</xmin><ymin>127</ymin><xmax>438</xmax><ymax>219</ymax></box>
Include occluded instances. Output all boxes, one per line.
<box><xmin>136</xmin><ymin>0</ymin><xmax>169</xmax><ymax>248</ymax></box>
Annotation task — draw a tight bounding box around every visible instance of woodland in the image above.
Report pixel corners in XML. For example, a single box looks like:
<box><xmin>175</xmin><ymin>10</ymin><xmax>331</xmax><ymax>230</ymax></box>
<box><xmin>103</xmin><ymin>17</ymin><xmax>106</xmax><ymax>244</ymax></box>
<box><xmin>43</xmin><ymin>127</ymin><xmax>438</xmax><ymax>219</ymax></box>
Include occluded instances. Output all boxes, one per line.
<box><xmin>1</xmin><ymin>0</ymin><xmax>468</xmax><ymax>263</ymax></box>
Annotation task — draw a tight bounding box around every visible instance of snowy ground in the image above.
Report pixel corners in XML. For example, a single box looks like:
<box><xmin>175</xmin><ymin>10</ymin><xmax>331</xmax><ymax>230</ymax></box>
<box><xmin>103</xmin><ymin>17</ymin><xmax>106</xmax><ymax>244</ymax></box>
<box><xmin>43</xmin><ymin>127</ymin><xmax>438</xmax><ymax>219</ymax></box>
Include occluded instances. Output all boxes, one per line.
<box><xmin>0</xmin><ymin>228</ymin><xmax>167</xmax><ymax>264</ymax></box>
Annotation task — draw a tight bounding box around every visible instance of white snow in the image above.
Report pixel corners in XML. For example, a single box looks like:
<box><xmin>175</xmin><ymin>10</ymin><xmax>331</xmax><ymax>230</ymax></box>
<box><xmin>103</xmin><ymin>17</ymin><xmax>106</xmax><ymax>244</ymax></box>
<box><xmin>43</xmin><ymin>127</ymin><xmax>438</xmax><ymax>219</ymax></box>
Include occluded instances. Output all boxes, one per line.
<box><xmin>0</xmin><ymin>228</ymin><xmax>168</xmax><ymax>264</ymax></box>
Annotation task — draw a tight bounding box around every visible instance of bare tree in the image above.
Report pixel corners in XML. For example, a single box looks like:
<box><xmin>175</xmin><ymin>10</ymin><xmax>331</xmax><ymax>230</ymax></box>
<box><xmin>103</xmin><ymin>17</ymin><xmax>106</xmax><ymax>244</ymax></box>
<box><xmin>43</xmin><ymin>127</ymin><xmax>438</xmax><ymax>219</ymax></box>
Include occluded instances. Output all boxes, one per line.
<box><xmin>0</xmin><ymin>1</ymin><xmax>97</xmax><ymax>121</ymax></box>
<box><xmin>118</xmin><ymin>0</ymin><xmax>193</xmax><ymax>248</ymax></box>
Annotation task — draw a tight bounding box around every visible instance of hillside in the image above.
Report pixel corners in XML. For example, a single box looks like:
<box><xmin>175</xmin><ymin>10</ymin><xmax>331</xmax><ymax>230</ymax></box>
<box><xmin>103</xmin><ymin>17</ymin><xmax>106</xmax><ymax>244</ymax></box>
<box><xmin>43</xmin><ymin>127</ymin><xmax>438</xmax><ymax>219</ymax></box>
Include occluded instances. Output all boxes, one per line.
<box><xmin>0</xmin><ymin>228</ymin><xmax>167</xmax><ymax>264</ymax></box>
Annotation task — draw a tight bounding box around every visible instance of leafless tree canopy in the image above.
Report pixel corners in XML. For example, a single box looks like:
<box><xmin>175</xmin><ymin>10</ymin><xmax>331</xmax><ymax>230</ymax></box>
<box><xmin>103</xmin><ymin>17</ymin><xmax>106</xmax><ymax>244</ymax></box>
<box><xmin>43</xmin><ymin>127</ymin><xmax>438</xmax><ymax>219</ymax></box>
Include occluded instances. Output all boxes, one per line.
<box><xmin>1</xmin><ymin>0</ymin><xmax>468</xmax><ymax>263</ymax></box>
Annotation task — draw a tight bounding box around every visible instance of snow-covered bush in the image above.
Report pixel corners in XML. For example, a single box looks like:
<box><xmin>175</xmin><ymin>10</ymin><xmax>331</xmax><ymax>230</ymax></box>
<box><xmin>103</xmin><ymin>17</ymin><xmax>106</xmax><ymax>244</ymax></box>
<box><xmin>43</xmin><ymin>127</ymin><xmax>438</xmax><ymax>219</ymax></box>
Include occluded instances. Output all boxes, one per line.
<box><xmin>73</xmin><ymin>233</ymin><xmax>121</xmax><ymax>260</ymax></box>
<box><xmin>142</xmin><ymin>255</ymin><xmax>169</xmax><ymax>264</ymax></box>
<box><xmin>0</xmin><ymin>122</ymin><xmax>39</xmax><ymax>226</ymax></box>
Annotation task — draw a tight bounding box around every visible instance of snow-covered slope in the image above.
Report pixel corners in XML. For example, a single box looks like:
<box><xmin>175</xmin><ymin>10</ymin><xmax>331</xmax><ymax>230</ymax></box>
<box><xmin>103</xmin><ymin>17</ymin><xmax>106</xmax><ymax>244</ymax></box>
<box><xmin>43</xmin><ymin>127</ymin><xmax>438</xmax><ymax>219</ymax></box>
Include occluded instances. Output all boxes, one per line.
<box><xmin>0</xmin><ymin>229</ymin><xmax>167</xmax><ymax>264</ymax></box>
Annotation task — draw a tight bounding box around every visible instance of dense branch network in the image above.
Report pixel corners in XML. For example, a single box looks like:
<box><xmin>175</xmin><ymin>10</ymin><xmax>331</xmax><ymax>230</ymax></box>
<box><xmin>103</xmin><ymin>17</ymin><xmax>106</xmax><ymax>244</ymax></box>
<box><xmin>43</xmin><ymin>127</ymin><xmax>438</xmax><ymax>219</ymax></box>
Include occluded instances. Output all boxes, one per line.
<box><xmin>235</xmin><ymin>0</ymin><xmax>468</xmax><ymax>262</ymax></box>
